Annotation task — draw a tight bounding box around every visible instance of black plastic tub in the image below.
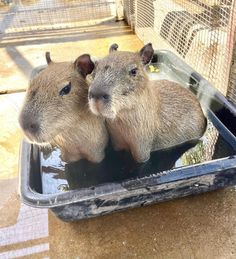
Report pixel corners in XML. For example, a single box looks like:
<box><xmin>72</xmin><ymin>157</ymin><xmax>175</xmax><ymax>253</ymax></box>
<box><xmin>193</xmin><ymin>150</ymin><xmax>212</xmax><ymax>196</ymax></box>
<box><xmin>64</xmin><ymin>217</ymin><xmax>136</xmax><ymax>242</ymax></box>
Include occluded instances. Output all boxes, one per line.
<box><xmin>19</xmin><ymin>50</ymin><xmax>236</xmax><ymax>221</ymax></box>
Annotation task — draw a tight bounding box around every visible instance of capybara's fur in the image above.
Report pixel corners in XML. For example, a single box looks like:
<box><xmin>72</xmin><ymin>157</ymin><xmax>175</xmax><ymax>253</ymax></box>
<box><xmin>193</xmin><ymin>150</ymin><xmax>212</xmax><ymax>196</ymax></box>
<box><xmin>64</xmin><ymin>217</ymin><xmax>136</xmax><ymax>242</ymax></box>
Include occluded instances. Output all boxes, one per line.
<box><xmin>88</xmin><ymin>43</ymin><xmax>206</xmax><ymax>163</ymax></box>
<box><xmin>19</xmin><ymin>53</ymin><xmax>108</xmax><ymax>163</ymax></box>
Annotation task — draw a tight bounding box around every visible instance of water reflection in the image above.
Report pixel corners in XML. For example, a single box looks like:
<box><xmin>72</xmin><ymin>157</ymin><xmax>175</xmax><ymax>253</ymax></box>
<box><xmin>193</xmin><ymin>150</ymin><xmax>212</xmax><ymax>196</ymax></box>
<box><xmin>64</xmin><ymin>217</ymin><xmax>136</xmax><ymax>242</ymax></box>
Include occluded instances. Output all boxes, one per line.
<box><xmin>40</xmin><ymin>118</ymin><xmax>235</xmax><ymax>195</ymax></box>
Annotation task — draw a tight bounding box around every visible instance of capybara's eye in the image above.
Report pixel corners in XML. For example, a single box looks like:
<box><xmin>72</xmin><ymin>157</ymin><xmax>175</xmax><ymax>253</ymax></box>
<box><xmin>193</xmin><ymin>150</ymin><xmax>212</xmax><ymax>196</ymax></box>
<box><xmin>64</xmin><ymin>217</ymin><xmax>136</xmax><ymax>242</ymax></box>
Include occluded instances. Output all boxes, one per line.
<box><xmin>129</xmin><ymin>68</ymin><xmax>138</xmax><ymax>76</ymax></box>
<box><xmin>59</xmin><ymin>82</ymin><xmax>71</xmax><ymax>96</ymax></box>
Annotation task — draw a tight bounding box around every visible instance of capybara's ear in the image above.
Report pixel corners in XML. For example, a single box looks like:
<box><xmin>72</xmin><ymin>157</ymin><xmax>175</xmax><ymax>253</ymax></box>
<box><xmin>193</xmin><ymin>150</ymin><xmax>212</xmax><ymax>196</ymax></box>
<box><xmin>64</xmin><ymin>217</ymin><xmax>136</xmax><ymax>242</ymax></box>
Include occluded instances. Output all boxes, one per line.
<box><xmin>109</xmin><ymin>43</ymin><xmax>119</xmax><ymax>53</ymax></box>
<box><xmin>45</xmin><ymin>52</ymin><xmax>52</xmax><ymax>65</ymax></box>
<box><xmin>74</xmin><ymin>54</ymin><xmax>95</xmax><ymax>77</ymax></box>
<box><xmin>139</xmin><ymin>43</ymin><xmax>154</xmax><ymax>65</ymax></box>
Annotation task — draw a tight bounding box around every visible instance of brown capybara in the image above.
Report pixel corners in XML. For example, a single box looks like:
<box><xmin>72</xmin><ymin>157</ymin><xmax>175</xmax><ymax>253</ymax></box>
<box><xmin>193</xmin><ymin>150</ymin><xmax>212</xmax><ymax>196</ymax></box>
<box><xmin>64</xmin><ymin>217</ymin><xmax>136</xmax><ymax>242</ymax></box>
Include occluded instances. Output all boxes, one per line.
<box><xmin>19</xmin><ymin>53</ymin><xmax>108</xmax><ymax>163</ymax></box>
<box><xmin>87</xmin><ymin>43</ymin><xmax>206</xmax><ymax>163</ymax></box>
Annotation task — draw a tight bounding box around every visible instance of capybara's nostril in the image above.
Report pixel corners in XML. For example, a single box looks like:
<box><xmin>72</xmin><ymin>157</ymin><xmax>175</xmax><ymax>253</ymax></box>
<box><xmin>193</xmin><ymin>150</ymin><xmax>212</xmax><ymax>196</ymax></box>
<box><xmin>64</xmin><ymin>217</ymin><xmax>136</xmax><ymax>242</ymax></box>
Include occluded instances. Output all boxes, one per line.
<box><xmin>89</xmin><ymin>91</ymin><xmax>110</xmax><ymax>102</ymax></box>
<box><xmin>29</xmin><ymin>123</ymin><xmax>40</xmax><ymax>133</ymax></box>
<box><xmin>19</xmin><ymin>113</ymin><xmax>40</xmax><ymax>135</ymax></box>
<box><xmin>101</xmin><ymin>94</ymin><xmax>110</xmax><ymax>101</ymax></box>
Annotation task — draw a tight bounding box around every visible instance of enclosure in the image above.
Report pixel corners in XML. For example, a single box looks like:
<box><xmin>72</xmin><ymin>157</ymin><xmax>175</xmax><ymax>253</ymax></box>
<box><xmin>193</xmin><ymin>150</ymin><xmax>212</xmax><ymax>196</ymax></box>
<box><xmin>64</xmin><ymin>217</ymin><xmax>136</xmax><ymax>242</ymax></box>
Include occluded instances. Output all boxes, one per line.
<box><xmin>0</xmin><ymin>0</ymin><xmax>236</xmax><ymax>258</ymax></box>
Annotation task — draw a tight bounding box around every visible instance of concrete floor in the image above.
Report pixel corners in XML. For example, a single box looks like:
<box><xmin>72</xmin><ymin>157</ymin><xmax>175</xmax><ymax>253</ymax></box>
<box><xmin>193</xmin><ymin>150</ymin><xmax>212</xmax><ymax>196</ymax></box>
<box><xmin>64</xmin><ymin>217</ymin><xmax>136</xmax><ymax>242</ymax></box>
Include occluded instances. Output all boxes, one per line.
<box><xmin>0</xmin><ymin>20</ymin><xmax>236</xmax><ymax>259</ymax></box>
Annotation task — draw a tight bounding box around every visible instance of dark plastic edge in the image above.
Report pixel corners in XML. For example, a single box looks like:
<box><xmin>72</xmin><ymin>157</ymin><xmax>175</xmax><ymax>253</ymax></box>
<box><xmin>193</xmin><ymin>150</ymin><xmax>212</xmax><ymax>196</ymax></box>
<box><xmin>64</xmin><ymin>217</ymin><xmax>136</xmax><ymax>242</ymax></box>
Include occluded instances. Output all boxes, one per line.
<box><xmin>19</xmin><ymin>50</ymin><xmax>236</xmax><ymax>209</ymax></box>
<box><xmin>20</xmin><ymin>138</ymin><xmax>236</xmax><ymax>208</ymax></box>
<box><xmin>155</xmin><ymin>50</ymin><xmax>236</xmax><ymax>116</ymax></box>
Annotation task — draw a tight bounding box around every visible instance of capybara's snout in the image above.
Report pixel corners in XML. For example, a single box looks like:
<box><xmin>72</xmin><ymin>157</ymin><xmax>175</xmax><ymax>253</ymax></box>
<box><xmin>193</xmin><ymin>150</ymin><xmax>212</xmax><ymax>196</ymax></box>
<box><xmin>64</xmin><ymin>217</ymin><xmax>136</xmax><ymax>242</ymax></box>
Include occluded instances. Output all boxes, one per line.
<box><xmin>88</xmin><ymin>89</ymin><xmax>110</xmax><ymax>103</ymax></box>
<box><xmin>19</xmin><ymin>111</ymin><xmax>40</xmax><ymax>140</ymax></box>
<box><xmin>88</xmin><ymin>86</ymin><xmax>113</xmax><ymax>118</ymax></box>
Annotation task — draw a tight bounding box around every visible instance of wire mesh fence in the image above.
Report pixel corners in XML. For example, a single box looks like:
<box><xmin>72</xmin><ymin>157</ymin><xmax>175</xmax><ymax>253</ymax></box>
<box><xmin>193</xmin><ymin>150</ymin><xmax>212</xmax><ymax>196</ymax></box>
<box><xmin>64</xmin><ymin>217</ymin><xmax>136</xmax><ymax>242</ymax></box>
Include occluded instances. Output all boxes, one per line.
<box><xmin>1</xmin><ymin>0</ymin><xmax>236</xmax><ymax>103</ymax></box>
<box><xmin>124</xmin><ymin>0</ymin><xmax>236</xmax><ymax>100</ymax></box>
<box><xmin>0</xmin><ymin>0</ymin><xmax>116</xmax><ymax>34</ymax></box>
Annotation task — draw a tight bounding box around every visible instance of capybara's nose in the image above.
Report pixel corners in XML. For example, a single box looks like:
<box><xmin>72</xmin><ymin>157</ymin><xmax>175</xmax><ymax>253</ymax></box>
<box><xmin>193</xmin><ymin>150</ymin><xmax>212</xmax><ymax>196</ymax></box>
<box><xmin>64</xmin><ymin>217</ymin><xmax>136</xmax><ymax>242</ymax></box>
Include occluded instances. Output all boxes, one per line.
<box><xmin>28</xmin><ymin>122</ymin><xmax>40</xmax><ymax>134</ymax></box>
<box><xmin>88</xmin><ymin>91</ymin><xmax>110</xmax><ymax>102</ymax></box>
<box><xmin>19</xmin><ymin>113</ymin><xmax>40</xmax><ymax>135</ymax></box>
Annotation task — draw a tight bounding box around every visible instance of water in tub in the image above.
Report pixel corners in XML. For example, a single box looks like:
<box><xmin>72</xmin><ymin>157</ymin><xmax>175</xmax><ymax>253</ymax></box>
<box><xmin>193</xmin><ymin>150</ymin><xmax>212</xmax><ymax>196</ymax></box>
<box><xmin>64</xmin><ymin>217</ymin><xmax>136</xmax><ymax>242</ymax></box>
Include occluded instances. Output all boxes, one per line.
<box><xmin>39</xmin><ymin>62</ymin><xmax>235</xmax><ymax>194</ymax></box>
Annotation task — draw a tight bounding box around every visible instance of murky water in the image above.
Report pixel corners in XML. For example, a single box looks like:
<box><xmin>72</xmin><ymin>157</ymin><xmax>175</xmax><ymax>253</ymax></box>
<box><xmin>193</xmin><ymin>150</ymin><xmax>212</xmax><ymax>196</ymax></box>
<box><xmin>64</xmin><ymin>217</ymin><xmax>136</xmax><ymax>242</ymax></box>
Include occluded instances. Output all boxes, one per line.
<box><xmin>40</xmin><ymin>121</ymin><xmax>234</xmax><ymax>194</ymax></box>
<box><xmin>39</xmin><ymin>62</ymin><xmax>235</xmax><ymax>194</ymax></box>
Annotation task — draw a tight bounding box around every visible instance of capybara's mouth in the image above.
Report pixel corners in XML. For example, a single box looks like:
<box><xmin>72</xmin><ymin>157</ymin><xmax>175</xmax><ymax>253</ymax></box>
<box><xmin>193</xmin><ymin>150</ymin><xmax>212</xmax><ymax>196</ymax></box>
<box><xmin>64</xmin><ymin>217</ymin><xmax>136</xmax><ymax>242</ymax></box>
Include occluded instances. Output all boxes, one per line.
<box><xmin>98</xmin><ymin>108</ymin><xmax>117</xmax><ymax>120</ymax></box>
<box><xmin>22</xmin><ymin>129</ymin><xmax>49</xmax><ymax>144</ymax></box>
<box><xmin>89</xmin><ymin>99</ymin><xmax>103</xmax><ymax>116</ymax></box>
<box><xmin>89</xmin><ymin>99</ymin><xmax>116</xmax><ymax>119</ymax></box>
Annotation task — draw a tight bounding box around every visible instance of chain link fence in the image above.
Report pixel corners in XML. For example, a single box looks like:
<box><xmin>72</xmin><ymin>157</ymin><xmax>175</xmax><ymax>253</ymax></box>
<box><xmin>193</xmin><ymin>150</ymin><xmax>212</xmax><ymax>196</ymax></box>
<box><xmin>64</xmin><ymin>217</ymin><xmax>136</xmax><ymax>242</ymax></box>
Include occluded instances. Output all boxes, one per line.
<box><xmin>124</xmin><ymin>0</ymin><xmax>236</xmax><ymax>102</ymax></box>
<box><xmin>0</xmin><ymin>0</ymin><xmax>116</xmax><ymax>34</ymax></box>
<box><xmin>1</xmin><ymin>0</ymin><xmax>236</xmax><ymax>103</ymax></box>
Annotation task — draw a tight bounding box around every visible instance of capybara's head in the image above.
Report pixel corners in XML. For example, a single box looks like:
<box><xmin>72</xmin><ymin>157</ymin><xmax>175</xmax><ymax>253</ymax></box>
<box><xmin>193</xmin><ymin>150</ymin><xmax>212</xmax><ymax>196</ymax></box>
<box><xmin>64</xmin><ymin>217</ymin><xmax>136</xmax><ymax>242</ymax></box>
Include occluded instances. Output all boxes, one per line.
<box><xmin>19</xmin><ymin>53</ymin><xmax>94</xmax><ymax>144</ymax></box>
<box><xmin>88</xmin><ymin>43</ymin><xmax>154</xmax><ymax>119</ymax></box>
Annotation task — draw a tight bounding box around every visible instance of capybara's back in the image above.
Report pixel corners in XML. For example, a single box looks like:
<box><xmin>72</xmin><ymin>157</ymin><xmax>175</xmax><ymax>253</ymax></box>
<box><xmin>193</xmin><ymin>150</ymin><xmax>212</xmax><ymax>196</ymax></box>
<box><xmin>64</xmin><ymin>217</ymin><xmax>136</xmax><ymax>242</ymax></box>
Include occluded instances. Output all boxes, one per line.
<box><xmin>150</xmin><ymin>79</ymin><xmax>206</xmax><ymax>150</ymax></box>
